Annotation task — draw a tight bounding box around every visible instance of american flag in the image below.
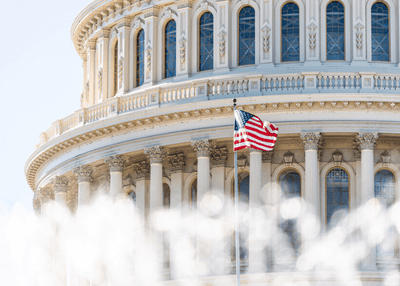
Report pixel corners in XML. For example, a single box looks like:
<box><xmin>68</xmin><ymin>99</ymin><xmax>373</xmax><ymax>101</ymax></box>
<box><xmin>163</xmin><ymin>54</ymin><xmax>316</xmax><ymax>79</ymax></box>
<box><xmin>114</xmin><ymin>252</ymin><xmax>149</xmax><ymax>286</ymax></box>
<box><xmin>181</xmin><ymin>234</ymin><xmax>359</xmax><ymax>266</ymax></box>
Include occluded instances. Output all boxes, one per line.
<box><xmin>234</xmin><ymin>110</ymin><xmax>278</xmax><ymax>151</ymax></box>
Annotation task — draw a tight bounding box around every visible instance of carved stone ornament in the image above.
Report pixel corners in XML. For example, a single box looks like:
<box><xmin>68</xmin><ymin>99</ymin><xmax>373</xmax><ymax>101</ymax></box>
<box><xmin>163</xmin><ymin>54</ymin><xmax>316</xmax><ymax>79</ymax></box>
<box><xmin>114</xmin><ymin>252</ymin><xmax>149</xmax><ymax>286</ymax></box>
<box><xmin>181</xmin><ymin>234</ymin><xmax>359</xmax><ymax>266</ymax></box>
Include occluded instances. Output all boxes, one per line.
<box><xmin>132</xmin><ymin>160</ymin><xmax>150</xmax><ymax>179</ymax></box>
<box><xmin>85</xmin><ymin>80</ymin><xmax>89</xmax><ymax>99</ymax></box>
<box><xmin>192</xmin><ymin>139</ymin><xmax>215</xmax><ymax>157</ymax></box>
<box><xmin>123</xmin><ymin>174</ymin><xmax>135</xmax><ymax>188</ymax></box>
<box><xmin>332</xmin><ymin>149</ymin><xmax>343</xmax><ymax>165</ymax></box>
<box><xmin>179</xmin><ymin>34</ymin><xmax>187</xmax><ymax>64</ymax></box>
<box><xmin>73</xmin><ymin>165</ymin><xmax>93</xmax><ymax>183</ymax></box>
<box><xmin>133</xmin><ymin>17</ymin><xmax>145</xmax><ymax>30</ymax></box>
<box><xmin>162</xmin><ymin>8</ymin><xmax>178</xmax><ymax>19</ymax></box>
<box><xmin>167</xmin><ymin>153</ymin><xmax>186</xmax><ymax>172</ymax></box>
<box><xmin>33</xmin><ymin>197</ymin><xmax>41</xmax><ymax>215</ymax></box>
<box><xmin>196</xmin><ymin>0</ymin><xmax>215</xmax><ymax>12</ymax></box>
<box><xmin>237</xmin><ymin>153</ymin><xmax>248</xmax><ymax>167</ymax></box>
<box><xmin>104</xmin><ymin>155</ymin><xmax>127</xmax><ymax>172</ymax></box>
<box><xmin>211</xmin><ymin>147</ymin><xmax>228</xmax><ymax>166</ymax></box>
<box><xmin>300</xmin><ymin>132</ymin><xmax>322</xmax><ymax>150</ymax></box>
<box><xmin>118</xmin><ymin>57</ymin><xmax>124</xmax><ymax>87</ymax></box>
<box><xmin>145</xmin><ymin>42</ymin><xmax>152</xmax><ymax>72</ymax></box>
<box><xmin>98</xmin><ymin>68</ymin><xmax>103</xmax><ymax>93</ymax></box>
<box><xmin>262</xmin><ymin>151</ymin><xmax>274</xmax><ymax>162</ymax></box>
<box><xmin>261</xmin><ymin>22</ymin><xmax>271</xmax><ymax>53</ymax></box>
<box><xmin>38</xmin><ymin>187</ymin><xmax>54</xmax><ymax>204</ymax></box>
<box><xmin>354</xmin><ymin>21</ymin><xmax>364</xmax><ymax>50</ymax></box>
<box><xmin>283</xmin><ymin>151</ymin><xmax>295</xmax><ymax>166</ymax></box>
<box><xmin>51</xmin><ymin>176</ymin><xmax>69</xmax><ymax>193</ymax></box>
<box><xmin>307</xmin><ymin>21</ymin><xmax>317</xmax><ymax>50</ymax></box>
<box><xmin>356</xmin><ymin>132</ymin><xmax>378</xmax><ymax>150</ymax></box>
<box><xmin>144</xmin><ymin>146</ymin><xmax>169</xmax><ymax>164</ymax></box>
<box><xmin>378</xmin><ymin>150</ymin><xmax>391</xmax><ymax>165</ymax></box>
<box><xmin>218</xmin><ymin>29</ymin><xmax>227</xmax><ymax>58</ymax></box>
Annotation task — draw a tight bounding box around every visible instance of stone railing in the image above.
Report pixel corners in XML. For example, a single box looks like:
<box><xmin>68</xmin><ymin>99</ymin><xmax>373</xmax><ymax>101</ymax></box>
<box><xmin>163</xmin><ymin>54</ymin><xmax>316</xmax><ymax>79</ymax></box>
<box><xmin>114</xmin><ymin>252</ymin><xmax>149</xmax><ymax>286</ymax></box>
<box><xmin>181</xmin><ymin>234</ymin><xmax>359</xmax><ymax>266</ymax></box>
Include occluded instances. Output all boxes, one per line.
<box><xmin>36</xmin><ymin>72</ymin><xmax>400</xmax><ymax>148</ymax></box>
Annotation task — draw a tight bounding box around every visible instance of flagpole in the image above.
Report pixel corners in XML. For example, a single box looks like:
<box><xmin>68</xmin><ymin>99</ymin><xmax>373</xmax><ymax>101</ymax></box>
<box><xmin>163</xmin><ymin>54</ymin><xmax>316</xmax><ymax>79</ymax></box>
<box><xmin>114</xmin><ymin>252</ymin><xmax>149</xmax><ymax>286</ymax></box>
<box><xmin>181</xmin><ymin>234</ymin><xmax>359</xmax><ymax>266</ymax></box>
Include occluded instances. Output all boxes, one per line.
<box><xmin>233</xmin><ymin>99</ymin><xmax>240</xmax><ymax>286</ymax></box>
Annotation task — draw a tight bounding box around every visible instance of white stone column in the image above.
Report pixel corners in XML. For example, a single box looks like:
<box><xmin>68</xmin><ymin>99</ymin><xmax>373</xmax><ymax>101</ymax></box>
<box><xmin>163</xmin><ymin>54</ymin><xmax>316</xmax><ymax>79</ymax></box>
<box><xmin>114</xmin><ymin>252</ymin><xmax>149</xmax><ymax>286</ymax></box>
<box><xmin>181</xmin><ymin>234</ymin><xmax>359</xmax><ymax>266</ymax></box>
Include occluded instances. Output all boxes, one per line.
<box><xmin>133</xmin><ymin>161</ymin><xmax>150</xmax><ymax>220</ymax></box>
<box><xmin>167</xmin><ymin>153</ymin><xmax>186</xmax><ymax>279</ymax></box>
<box><xmin>192</xmin><ymin>139</ymin><xmax>215</xmax><ymax>276</ymax></box>
<box><xmin>357</xmin><ymin>132</ymin><xmax>378</xmax><ymax>270</ymax></box>
<box><xmin>262</xmin><ymin>151</ymin><xmax>273</xmax><ymax>270</ymax></box>
<box><xmin>52</xmin><ymin>176</ymin><xmax>70</xmax><ymax>286</ymax></box>
<box><xmin>73</xmin><ymin>165</ymin><xmax>93</xmax><ymax>207</ymax></box>
<box><xmin>104</xmin><ymin>155</ymin><xmax>126</xmax><ymax>200</ymax></box>
<box><xmin>248</xmin><ymin>149</ymin><xmax>263</xmax><ymax>273</ymax></box>
<box><xmin>210</xmin><ymin>147</ymin><xmax>227</xmax><ymax>275</ymax></box>
<box><xmin>301</xmin><ymin>133</ymin><xmax>321</xmax><ymax>215</ymax></box>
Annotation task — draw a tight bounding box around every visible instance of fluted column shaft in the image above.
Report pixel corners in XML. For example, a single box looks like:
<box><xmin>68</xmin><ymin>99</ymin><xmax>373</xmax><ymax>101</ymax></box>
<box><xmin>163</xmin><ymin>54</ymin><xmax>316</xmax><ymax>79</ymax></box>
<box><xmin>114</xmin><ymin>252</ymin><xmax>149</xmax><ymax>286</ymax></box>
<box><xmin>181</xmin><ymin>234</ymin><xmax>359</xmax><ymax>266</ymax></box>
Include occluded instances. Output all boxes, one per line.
<box><xmin>249</xmin><ymin>148</ymin><xmax>263</xmax><ymax>272</ymax></box>
<box><xmin>301</xmin><ymin>133</ymin><xmax>321</xmax><ymax>214</ymax></box>
<box><xmin>357</xmin><ymin>132</ymin><xmax>378</xmax><ymax>270</ymax></box>
<box><xmin>105</xmin><ymin>155</ymin><xmax>126</xmax><ymax>200</ymax></box>
<box><xmin>73</xmin><ymin>165</ymin><xmax>93</xmax><ymax>207</ymax></box>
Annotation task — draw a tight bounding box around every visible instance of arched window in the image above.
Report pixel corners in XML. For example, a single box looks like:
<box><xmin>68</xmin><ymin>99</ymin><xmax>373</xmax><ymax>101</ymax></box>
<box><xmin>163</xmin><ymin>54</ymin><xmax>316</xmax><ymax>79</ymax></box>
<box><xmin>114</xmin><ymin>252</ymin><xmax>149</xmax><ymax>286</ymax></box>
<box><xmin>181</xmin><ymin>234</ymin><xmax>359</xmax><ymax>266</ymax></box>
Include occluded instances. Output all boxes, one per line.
<box><xmin>114</xmin><ymin>41</ymin><xmax>118</xmax><ymax>96</ymax></box>
<box><xmin>199</xmin><ymin>12</ymin><xmax>214</xmax><ymax>71</ymax></box>
<box><xmin>326</xmin><ymin>168</ymin><xmax>349</xmax><ymax>227</ymax></box>
<box><xmin>136</xmin><ymin>29</ymin><xmax>145</xmax><ymax>87</ymax></box>
<box><xmin>163</xmin><ymin>183</ymin><xmax>171</xmax><ymax>207</ymax></box>
<box><xmin>371</xmin><ymin>2</ymin><xmax>389</xmax><ymax>62</ymax></box>
<box><xmin>375</xmin><ymin>169</ymin><xmax>396</xmax><ymax>257</ymax></box>
<box><xmin>279</xmin><ymin>170</ymin><xmax>301</xmax><ymax>255</ymax></box>
<box><xmin>326</xmin><ymin>1</ymin><xmax>345</xmax><ymax>60</ymax></box>
<box><xmin>165</xmin><ymin>20</ymin><xmax>176</xmax><ymax>78</ymax></box>
<box><xmin>281</xmin><ymin>3</ymin><xmax>300</xmax><ymax>62</ymax></box>
<box><xmin>238</xmin><ymin>6</ymin><xmax>255</xmax><ymax>66</ymax></box>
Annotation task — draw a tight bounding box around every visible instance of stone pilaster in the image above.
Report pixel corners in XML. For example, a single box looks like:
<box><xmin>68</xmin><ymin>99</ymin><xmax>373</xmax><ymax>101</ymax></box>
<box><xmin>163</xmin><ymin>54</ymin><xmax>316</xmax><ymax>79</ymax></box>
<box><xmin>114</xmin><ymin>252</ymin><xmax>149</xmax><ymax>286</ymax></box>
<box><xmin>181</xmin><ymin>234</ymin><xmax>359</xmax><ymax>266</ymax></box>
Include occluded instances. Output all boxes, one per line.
<box><xmin>133</xmin><ymin>161</ymin><xmax>150</xmax><ymax>219</ymax></box>
<box><xmin>176</xmin><ymin>0</ymin><xmax>192</xmax><ymax>77</ymax></box>
<box><xmin>96</xmin><ymin>29</ymin><xmax>110</xmax><ymax>101</ymax></box>
<box><xmin>104</xmin><ymin>155</ymin><xmax>126</xmax><ymax>199</ymax></box>
<box><xmin>356</xmin><ymin>132</ymin><xmax>378</xmax><ymax>270</ymax></box>
<box><xmin>143</xmin><ymin>7</ymin><xmax>159</xmax><ymax>84</ymax></box>
<box><xmin>116</xmin><ymin>18</ymin><xmax>131</xmax><ymax>94</ymax></box>
<box><xmin>73</xmin><ymin>165</ymin><xmax>93</xmax><ymax>207</ymax></box>
<box><xmin>88</xmin><ymin>41</ymin><xmax>96</xmax><ymax>105</ymax></box>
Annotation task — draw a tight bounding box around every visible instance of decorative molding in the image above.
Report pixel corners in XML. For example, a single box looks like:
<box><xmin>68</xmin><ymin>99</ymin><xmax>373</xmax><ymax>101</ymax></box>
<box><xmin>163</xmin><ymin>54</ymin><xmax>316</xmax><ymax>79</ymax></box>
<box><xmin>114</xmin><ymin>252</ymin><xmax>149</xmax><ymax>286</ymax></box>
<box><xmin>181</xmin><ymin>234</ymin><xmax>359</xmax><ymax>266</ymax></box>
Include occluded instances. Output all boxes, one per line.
<box><xmin>218</xmin><ymin>28</ymin><xmax>227</xmax><ymax>58</ymax></box>
<box><xmin>38</xmin><ymin>187</ymin><xmax>54</xmax><ymax>203</ymax></box>
<box><xmin>195</xmin><ymin>0</ymin><xmax>216</xmax><ymax>12</ymax></box>
<box><xmin>261</xmin><ymin>21</ymin><xmax>271</xmax><ymax>53</ymax></box>
<box><xmin>132</xmin><ymin>160</ymin><xmax>150</xmax><ymax>179</ymax></box>
<box><xmin>104</xmin><ymin>155</ymin><xmax>127</xmax><ymax>172</ymax></box>
<box><xmin>192</xmin><ymin>139</ymin><xmax>215</xmax><ymax>157</ymax></box>
<box><xmin>377</xmin><ymin>150</ymin><xmax>391</xmax><ymax>166</ymax></box>
<box><xmin>167</xmin><ymin>153</ymin><xmax>186</xmax><ymax>172</ymax></box>
<box><xmin>262</xmin><ymin>151</ymin><xmax>274</xmax><ymax>162</ymax></box>
<box><xmin>118</xmin><ymin>56</ymin><xmax>124</xmax><ymax>87</ymax></box>
<box><xmin>133</xmin><ymin>17</ymin><xmax>145</xmax><ymax>30</ymax></box>
<box><xmin>179</xmin><ymin>33</ymin><xmax>187</xmax><ymax>64</ymax></box>
<box><xmin>300</xmin><ymin>132</ymin><xmax>322</xmax><ymax>150</ymax></box>
<box><xmin>144</xmin><ymin>146</ymin><xmax>169</xmax><ymax>164</ymax></box>
<box><xmin>73</xmin><ymin>165</ymin><xmax>93</xmax><ymax>183</ymax></box>
<box><xmin>237</xmin><ymin>153</ymin><xmax>248</xmax><ymax>167</ymax></box>
<box><xmin>354</xmin><ymin>20</ymin><xmax>364</xmax><ymax>50</ymax></box>
<box><xmin>283</xmin><ymin>151</ymin><xmax>295</xmax><ymax>166</ymax></box>
<box><xmin>161</xmin><ymin>8</ymin><xmax>178</xmax><ymax>19</ymax></box>
<box><xmin>331</xmin><ymin>149</ymin><xmax>343</xmax><ymax>165</ymax></box>
<box><xmin>98</xmin><ymin>68</ymin><xmax>103</xmax><ymax>94</ymax></box>
<box><xmin>211</xmin><ymin>147</ymin><xmax>228</xmax><ymax>167</ymax></box>
<box><xmin>307</xmin><ymin>20</ymin><xmax>317</xmax><ymax>50</ymax></box>
<box><xmin>145</xmin><ymin>41</ymin><xmax>152</xmax><ymax>72</ymax></box>
<box><xmin>123</xmin><ymin>174</ymin><xmax>135</xmax><ymax>188</ymax></box>
<box><xmin>51</xmin><ymin>176</ymin><xmax>69</xmax><ymax>193</ymax></box>
<box><xmin>356</xmin><ymin>132</ymin><xmax>378</xmax><ymax>150</ymax></box>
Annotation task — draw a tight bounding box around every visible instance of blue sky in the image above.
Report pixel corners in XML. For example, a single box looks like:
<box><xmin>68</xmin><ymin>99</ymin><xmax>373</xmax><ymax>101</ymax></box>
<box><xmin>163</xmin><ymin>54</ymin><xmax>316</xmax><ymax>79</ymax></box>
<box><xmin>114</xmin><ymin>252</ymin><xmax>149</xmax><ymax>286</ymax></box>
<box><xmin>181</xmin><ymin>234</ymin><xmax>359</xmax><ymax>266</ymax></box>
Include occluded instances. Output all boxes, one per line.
<box><xmin>0</xmin><ymin>1</ymin><xmax>92</xmax><ymax>214</ymax></box>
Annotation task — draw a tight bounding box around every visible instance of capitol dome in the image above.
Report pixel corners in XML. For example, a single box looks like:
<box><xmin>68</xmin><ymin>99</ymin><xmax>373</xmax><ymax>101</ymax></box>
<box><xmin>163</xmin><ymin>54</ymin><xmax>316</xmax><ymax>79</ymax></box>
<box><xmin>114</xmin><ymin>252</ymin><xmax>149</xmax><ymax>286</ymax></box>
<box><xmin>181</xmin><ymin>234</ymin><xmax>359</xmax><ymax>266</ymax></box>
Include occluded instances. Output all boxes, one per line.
<box><xmin>26</xmin><ymin>0</ymin><xmax>400</xmax><ymax>285</ymax></box>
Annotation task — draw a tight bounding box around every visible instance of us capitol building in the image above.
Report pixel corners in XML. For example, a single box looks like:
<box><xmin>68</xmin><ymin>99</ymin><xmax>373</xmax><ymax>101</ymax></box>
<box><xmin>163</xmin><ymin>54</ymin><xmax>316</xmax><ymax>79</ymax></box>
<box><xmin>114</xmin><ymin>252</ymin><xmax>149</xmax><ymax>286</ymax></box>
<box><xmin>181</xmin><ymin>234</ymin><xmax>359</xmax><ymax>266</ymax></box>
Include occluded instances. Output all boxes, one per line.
<box><xmin>26</xmin><ymin>0</ymin><xmax>400</xmax><ymax>285</ymax></box>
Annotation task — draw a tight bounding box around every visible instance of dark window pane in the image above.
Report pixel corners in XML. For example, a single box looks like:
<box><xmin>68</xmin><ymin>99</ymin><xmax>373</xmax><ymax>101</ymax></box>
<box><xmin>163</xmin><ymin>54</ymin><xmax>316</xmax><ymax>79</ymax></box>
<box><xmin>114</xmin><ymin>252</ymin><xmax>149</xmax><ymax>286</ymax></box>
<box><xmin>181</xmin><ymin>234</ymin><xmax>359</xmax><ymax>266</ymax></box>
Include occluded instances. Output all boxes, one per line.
<box><xmin>326</xmin><ymin>1</ymin><xmax>345</xmax><ymax>60</ymax></box>
<box><xmin>165</xmin><ymin>20</ymin><xmax>176</xmax><ymax>78</ymax></box>
<box><xmin>371</xmin><ymin>2</ymin><xmax>389</xmax><ymax>61</ymax></box>
<box><xmin>238</xmin><ymin>6</ymin><xmax>255</xmax><ymax>66</ymax></box>
<box><xmin>199</xmin><ymin>12</ymin><xmax>214</xmax><ymax>71</ymax></box>
<box><xmin>136</xmin><ymin>29</ymin><xmax>145</xmax><ymax>87</ymax></box>
<box><xmin>326</xmin><ymin>168</ymin><xmax>349</xmax><ymax>227</ymax></box>
<box><xmin>282</xmin><ymin>3</ymin><xmax>300</xmax><ymax>62</ymax></box>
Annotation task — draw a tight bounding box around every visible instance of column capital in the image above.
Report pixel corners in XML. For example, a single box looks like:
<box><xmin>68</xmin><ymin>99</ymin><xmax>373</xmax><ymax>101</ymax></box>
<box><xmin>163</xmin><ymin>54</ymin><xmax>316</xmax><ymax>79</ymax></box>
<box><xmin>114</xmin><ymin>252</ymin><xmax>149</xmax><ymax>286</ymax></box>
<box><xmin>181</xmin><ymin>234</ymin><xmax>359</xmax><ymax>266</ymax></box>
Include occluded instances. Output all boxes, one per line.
<box><xmin>144</xmin><ymin>146</ymin><xmax>169</xmax><ymax>164</ymax></box>
<box><xmin>211</xmin><ymin>147</ymin><xmax>228</xmax><ymax>167</ymax></box>
<box><xmin>99</xmin><ymin>28</ymin><xmax>110</xmax><ymax>39</ymax></box>
<box><xmin>133</xmin><ymin>160</ymin><xmax>150</xmax><ymax>180</ymax></box>
<box><xmin>192</xmin><ymin>139</ymin><xmax>215</xmax><ymax>157</ymax></box>
<box><xmin>104</xmin><ymin>155</ymin><xmax>127</xmax><ymax>172</ymax></box>
<box><xmin>262</xmin><ymin>151</ymin><xmax>274</xmax><ymax>163</ymax></box>
<box><xmin>51</xmin><ymin>176</ymin><xmax>69</xmax><ymax>193</ymax></box>
<box><xmin>33</xmin><ymin>197</ymin><xmax>41</xmax><ymax>215</ymax></box>
<box><xmin>356</xmin><ymin>132</ymin><xmax>378</xmax><ymax>150</ymax></box>
<box><xmin>38</xmin><ymin>187</ymin><xmax>54</xmax><ymax>203</ymax></box>
<box><xmin>73</xmin><ymin>165</ymin><xmax>93</xmax><ymax>183</ymax></box>
<box><xmin>300</xmin><ymin>132</ymin><xmax>322</xmax><ymax>150</ymax></box>
<box><xmin>167</xmin><ymin>153</ymin><xmax>186</xmax><ymax>172</ymax></box>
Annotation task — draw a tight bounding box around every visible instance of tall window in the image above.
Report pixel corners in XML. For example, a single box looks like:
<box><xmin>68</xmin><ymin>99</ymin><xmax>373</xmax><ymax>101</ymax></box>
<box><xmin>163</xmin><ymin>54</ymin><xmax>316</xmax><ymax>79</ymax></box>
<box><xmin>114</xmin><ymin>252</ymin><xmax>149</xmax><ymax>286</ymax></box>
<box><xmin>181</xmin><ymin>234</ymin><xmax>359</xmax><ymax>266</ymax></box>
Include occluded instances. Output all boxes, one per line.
<box><xmin>375</xmin><ymin>170</ymin><xmax>396</xmax><ymax>257</ymax></box>
<box><xmin>136</xmin><ymin>29</ymin><xmax>145</xmax><ymax>87</ymax></box>
<box><xmin>238</xmin><ymin>6</ymin><xmax>255</xmax><ymax>66</ymax></box>
<box><xmin>281</xmin><ymin>3</ymin><xmax>300</xmax><ymax>62</ymax></box>
<box><xmin>165</xmin><ymin>20</ymin><xmax>176</xmax><ymax>78</ymax></box>
<box><xmin>371</xmin><ymin>2</ymin><xmax>389</xmax><ymax>61</ymax></box>
<box><xmin>114</xmin><ymin>41</ymin><xmax>118</xmax><ymax>96</ymax></box>
<box><xmin>199</xmin><ymin>12</ymin><xmax>214</xmax><ymax>71</ymax></box>
<box><xmin>326</xmin><ymin>168</ymin><xmax>349</xmax><ymax>227</ymax></box>
<box><xmin>279</xmin><ymin>170</ymin><xmax>301</xmax><ymax>255</ymax></box>
<box><xmin>326</xmin><ymin>1</ymin><xmax>345</xmax><ymax>60</ymax></box>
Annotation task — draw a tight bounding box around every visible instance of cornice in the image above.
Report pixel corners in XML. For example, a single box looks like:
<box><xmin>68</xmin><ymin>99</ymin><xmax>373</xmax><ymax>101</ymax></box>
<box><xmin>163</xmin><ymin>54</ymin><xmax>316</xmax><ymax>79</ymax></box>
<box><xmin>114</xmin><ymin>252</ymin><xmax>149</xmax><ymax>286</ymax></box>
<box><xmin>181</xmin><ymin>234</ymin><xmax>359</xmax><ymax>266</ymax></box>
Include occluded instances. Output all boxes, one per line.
<box><xmin>25</xmin><ymin>98</ymin><xmax>400</xmax><ymax>192</ymax></box>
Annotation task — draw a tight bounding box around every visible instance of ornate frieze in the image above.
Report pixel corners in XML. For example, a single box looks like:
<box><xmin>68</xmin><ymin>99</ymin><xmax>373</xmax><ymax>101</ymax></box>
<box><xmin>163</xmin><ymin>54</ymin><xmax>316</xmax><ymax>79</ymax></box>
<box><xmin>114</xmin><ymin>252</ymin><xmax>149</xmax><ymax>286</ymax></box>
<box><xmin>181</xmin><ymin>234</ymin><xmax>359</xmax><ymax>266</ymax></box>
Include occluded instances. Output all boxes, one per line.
<box><xmin>192</xmin><ymin>139</ymin><xmax>215</xmax><ymax>157</ymax></box>
<box><xmin>51</xmin><ymin>176</ymin><xmax>69</xmax><ymax>193</ymax></box>
<box><xmin>167</xmin><ymin>153</ymin><xmax>186</xmax><ymax>172</ymax></box>
<box><xmin>300</xmin><ymin>132</ymin><xmax>322</xmax><ymax>150</ymax></box>
<box><xmin>356</xmin><ymin>132</ymin><xmax>378</xmax><ymax>150</ymax></box>
<box><xmin>104</xmin><ymin>155</ymin><xmax>127</xmax><ymax>172</ymax></box>
<box><xmin>73</xmin><ymin>165</ymin><xmax>93</xmax><ymax>183</ymax></box>
<box><xmin>132</xmin><ymin>160</ymin><xmax>150</xmax><ymax>179</ymax></box>
<box><xmin>211</xmin><ymin>147</ymin><xmax>228</xmax><ymax>167</ymax></box>
<box><xmin>262</xmin><ymin>151</ymin><xmax>274</xmax><ymax>163</ymax></box>
<box><xmin>144</xmin><ymin>146</ymin><xmax>169</xmax><ymax>164</ymax></box>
